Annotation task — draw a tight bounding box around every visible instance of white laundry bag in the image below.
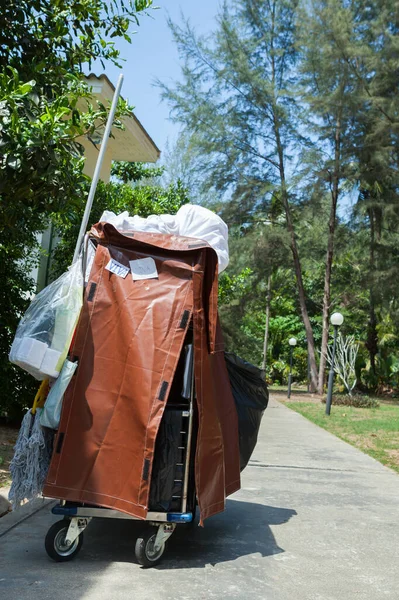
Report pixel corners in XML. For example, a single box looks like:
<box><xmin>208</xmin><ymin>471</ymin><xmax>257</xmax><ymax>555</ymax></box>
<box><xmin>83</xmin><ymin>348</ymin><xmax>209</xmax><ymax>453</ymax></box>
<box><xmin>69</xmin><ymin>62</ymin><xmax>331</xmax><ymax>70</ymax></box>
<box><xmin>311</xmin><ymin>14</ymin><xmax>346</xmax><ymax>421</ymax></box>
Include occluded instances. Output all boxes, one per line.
<box><xmin>9</xmin><ymin>260</ymin><xmax>83</xmax><ymax>380</ymax></box>
<box><xmin>95</xmin><ymin>204</ymin><xmax>229</xmax><ymax>273</ymax></box>
<box><xmin>176</xmin><ymin>204</ymin><xmax>229</xmax><ymax>273</ymax></box>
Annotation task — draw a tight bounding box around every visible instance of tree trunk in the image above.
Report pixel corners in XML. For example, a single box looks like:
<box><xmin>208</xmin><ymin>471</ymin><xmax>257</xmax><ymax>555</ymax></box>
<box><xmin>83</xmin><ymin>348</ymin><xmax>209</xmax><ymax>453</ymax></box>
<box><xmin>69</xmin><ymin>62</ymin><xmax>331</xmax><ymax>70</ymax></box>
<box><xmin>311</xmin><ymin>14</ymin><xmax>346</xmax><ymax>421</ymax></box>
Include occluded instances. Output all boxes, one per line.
<box><xmin>270</xmin><ymin>37</ymin><xmax>318</xmax><ymax>392</ymax></box>
<box><xmin>367</xmin><ymin>302</ymin><xmax>378</xmax><ymax>375</ymax></box>
<box><xmin>261</xmin><ymin>274</ymin><xmax>272</xmax><ymax>372</ymax></box>
<box><xmin>286</xmin><ymin>211</ymin><xmax>319</xmax><ymax>392</ymax></box>
<box><xmin>366</xmin><ymin>208</ymin><xmax>378</xmax><ymax>374</ymax></box>
<box><xmin>278</xmin><ymin>162</ymin><xmax>318</xmax><ymax>392</ymax></box>
<box><xmin>317</xmin><ymin>112</ymin><xmax>342</xmax><ymax>394</ymax></box>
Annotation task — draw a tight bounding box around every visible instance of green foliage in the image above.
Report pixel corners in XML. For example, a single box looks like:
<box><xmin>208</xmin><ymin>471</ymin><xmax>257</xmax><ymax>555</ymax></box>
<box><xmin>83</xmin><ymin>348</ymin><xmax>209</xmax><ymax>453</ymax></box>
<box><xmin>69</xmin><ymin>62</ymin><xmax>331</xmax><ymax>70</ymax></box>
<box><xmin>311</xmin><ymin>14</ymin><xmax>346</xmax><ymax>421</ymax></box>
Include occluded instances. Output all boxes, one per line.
<box><xmin>51</xmin><ymin>171</ymin><xmax>189</xmax><ymax>277</ymax></box>
<box><xmin>360</xmin><ymin>354</ymin><xmax>399</xmax><ymax>394</ymax></box>
<box><xmin>1</xmin><ymin>68</ymin><xmax>88</xmax><ymax>212</ymax></box>
<box><xmin>218</xmin><ymin>268</ymin><xmax>253</xmax><ymax>306</ymax></box>
<box><xmin>111</xmin><ymin>161</ymin><xmax>165</xmax><ymax>183</ymax></box>
<box><xmin>164</xmin><ymin>0</ymin><xmax>399</xmax><ymax>392</ymax></box>
<box><xmin>1</xmin><ymin>0</ymin><xmax>153</xmax><ymax>74</ymax></box>
<box><xmin>0</xmin><ymin>0</ymin><xmax>152</xmax><ymax>420</ymax></box>
<box><xmin>159</xmin><ymin>0</ymin><xmax>333</xmax><ymax>390</ymax></box>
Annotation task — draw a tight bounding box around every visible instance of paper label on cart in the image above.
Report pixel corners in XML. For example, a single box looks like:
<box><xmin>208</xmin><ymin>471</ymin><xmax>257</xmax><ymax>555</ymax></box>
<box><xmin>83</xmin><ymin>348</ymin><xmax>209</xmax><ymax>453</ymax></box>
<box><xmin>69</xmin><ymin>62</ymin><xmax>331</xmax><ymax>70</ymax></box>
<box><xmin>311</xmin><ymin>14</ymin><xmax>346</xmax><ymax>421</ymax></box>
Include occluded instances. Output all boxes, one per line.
<box><xmin>105</xmin><ymin>259</ymin><xmax>129</xmax><ymax>278</ymax></box>
<box><xmin>130</xmin><ymin>257</ymin><xmax>158</xmax><ymax>280</ymax></box>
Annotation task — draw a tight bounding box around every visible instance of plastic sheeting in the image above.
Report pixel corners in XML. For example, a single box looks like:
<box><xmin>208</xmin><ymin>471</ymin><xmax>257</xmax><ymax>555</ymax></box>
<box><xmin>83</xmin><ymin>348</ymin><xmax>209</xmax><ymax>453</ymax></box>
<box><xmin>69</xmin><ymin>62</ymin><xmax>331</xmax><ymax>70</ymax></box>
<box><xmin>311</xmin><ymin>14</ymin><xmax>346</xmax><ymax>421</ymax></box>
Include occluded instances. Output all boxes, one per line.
<box><xmin>224</xmin><ymin>353</ymin><xmax>269</xmax><ymax>471</ymax></box>
<box><xmin>9</xmin><ymin>260</ymin><xmax>83</xmax><ymax>380</ymax></box>
<box><xmin>97</xmin><ymin>203</ymin><xmax>229</xmax><ymax>273</ymax></box>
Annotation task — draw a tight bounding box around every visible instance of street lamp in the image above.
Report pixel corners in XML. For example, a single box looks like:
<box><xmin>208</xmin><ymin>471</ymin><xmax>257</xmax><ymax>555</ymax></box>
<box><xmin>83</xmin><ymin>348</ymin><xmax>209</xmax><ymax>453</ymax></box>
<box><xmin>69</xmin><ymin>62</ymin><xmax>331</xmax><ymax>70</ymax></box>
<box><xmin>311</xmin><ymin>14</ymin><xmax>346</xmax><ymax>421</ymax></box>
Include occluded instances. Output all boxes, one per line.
<box><xmin>325</xmin><ymin>312</ymin><xmax>344</xmax><ymax>415</ymax></box>
<box><xmin>287</xmin><ymin>337</ymin><xmax>297</xmax><ymax>399</ymax></box>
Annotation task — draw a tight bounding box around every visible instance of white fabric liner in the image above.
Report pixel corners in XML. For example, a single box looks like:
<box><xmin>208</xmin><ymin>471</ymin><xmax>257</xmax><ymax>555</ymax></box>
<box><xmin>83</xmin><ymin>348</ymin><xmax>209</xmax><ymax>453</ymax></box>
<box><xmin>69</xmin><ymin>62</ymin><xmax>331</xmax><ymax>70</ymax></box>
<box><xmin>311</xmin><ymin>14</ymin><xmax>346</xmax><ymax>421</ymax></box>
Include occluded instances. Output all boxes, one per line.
<box><xmin>96</xmin><ymin>204</ymin><xmax>229</xmax><ymax>274</ymax></box>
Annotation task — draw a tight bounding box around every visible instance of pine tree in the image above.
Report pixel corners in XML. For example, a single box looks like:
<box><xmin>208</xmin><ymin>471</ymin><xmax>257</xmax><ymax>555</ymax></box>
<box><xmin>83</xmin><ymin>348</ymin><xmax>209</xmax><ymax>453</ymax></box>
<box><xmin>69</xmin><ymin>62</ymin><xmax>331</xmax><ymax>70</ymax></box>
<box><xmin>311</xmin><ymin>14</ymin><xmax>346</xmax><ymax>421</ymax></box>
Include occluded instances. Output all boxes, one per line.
<box><xmin>324</xmin><ymin>0</ymin><xmax>399</xmax><ymax>379</ymax></box>
<box><xmin>159</xmin><ymin>0</ymin><xmax>320</xmax><ymax>390</ymax></box>
<box><xmin>298</xmin><ymin>0</ymin><xmax>361</xmax><ymax>393</ymax></box>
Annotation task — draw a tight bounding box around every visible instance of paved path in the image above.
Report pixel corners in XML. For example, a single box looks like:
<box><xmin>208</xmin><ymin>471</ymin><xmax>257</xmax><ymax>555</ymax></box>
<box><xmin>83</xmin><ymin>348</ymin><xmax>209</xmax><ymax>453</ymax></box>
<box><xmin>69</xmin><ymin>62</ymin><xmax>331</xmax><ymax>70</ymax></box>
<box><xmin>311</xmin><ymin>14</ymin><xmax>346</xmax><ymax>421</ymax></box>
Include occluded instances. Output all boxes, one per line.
<box><xmin>1</xmin><ymin>398</ymin><xmax>399</xmax><ymax>600</ymax></box>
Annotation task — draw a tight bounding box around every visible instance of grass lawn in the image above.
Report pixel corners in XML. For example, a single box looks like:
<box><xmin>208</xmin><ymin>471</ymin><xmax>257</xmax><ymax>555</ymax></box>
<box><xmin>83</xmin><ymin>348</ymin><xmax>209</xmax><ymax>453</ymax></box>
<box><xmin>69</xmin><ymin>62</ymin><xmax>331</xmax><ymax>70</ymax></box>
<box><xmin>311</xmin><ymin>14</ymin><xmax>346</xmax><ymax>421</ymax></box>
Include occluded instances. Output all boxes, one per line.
<box><xmin>286</xmin><ymin>402</ymin><xmax>399</xmax><ymax>473</ymax></box>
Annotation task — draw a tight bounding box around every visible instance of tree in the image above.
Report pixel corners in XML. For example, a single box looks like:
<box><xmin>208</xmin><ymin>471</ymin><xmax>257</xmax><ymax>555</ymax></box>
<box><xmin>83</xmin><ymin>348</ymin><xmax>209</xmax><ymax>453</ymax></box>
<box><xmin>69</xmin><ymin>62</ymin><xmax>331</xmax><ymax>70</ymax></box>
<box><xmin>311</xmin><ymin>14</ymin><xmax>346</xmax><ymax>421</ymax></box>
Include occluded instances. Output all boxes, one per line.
<box><xmin>0</xmin><ymin>0</ymin><xmax>153</xmax><ymax>419</ymax></box>
<box><xmin>348</xmin><ymin>0</ymin><xmax>399</xmax><ymax>378</ymax></box>
<box><xmin>159</xmin><ymin>0</ymin><xmax>320</xmax><ymax>390</ymax></box>
<box><xmin>261</xmin><ymin>274</ymin><xmax>272</xmax><ymax>371</ymax></box>
<box><xmin>298</xmin><ymin>0</ymin><xmax>359</xmax><ymax>393</ymax></box>
<box><xmin>51</xmin><ymin>166</ymin><xmax>190</xmax><ymax>277</ymax></box>
<box><xmin>218</xmin><ymin>216</ymin><xmax>294</xmax><ymax>368</ymax></box>
<box><xmin>322</xmin><ymin>0</ymin><xmax>399</xmax><ymax>383</ymax></box>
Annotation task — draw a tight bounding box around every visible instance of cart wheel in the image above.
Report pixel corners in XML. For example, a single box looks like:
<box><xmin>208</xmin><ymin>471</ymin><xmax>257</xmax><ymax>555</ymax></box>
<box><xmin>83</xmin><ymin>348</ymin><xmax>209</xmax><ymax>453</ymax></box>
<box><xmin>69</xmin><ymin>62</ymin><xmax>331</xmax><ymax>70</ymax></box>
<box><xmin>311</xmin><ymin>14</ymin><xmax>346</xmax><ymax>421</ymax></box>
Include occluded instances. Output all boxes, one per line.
<box><xmin>45</xmin><ymin>520</ymin><xmax>84</xmax><ymax>562</ymax></box>
<box><xmin>135</xmin><ymin>527</ymin><xmax>166</xmax><ymax>568</ymax></box>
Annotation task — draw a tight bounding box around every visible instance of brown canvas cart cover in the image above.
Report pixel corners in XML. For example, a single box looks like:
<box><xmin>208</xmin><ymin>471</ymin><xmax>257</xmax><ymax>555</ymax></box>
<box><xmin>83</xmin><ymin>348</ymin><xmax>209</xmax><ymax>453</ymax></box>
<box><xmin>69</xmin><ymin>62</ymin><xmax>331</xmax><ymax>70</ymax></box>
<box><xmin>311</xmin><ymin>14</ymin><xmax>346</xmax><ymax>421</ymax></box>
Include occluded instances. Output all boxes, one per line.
<box><xmin>43</xmin><ymin>222</ymin><xmax>241</xmax><ymax>523</ymax></box>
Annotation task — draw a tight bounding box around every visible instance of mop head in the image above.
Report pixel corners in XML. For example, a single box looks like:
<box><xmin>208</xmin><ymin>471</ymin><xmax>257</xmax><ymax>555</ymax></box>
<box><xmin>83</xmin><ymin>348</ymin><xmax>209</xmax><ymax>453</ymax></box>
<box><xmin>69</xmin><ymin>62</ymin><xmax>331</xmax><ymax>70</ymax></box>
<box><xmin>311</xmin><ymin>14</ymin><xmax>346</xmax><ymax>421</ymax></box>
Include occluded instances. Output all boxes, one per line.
<box><xmin>8</xmin><ymin>409</ymin><xmax>54</xmax><ymax>507</ymax></box>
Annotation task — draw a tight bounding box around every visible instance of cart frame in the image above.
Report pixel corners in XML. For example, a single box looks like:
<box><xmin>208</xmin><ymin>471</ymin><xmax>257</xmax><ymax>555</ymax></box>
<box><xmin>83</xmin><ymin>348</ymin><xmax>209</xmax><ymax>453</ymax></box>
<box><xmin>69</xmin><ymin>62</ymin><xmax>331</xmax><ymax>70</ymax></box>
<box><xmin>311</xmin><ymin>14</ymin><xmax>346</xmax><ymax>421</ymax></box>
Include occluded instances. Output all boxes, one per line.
<box><xmin>45</xmin><ymin>342</ymin><xmax>197</xmax><ymax>567</ymax></box>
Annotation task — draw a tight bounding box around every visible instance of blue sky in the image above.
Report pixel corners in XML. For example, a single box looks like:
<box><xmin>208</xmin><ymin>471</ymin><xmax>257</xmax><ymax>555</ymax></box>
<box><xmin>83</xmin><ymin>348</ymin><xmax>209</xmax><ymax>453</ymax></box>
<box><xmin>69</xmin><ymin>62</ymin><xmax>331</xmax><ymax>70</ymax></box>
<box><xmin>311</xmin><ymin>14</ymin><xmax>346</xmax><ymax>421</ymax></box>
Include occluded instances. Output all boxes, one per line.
<box><xmin>96</xmin><ymin>1</ymin><xmax>220</xmax><ymax>156</ymax></box>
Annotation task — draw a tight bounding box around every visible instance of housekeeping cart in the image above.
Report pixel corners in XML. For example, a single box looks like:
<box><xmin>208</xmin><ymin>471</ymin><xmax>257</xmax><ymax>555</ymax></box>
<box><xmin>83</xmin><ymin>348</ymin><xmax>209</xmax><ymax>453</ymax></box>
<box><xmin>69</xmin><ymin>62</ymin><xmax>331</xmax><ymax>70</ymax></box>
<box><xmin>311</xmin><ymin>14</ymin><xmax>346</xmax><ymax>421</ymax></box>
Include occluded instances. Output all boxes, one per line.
<box><xmin>9</xmin><ymin>74</ymin><xmax>267</xmax><ymax>569</ymax></box>
<box><xmin>44</xmin><ymin>341</ymin><xmax>198</xmax><ymax>567</ymax></box>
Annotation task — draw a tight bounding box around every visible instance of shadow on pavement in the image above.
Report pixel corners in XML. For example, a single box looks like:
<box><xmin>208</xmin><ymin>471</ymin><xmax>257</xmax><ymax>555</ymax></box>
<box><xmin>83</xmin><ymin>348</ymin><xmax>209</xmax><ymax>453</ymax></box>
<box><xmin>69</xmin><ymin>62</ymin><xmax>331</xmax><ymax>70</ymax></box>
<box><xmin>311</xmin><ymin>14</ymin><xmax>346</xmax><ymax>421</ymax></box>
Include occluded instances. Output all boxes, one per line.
<box><xmin>78</xmin><ymin>498</ymin><xmax>297</xmax><ymax>568</ymax></box>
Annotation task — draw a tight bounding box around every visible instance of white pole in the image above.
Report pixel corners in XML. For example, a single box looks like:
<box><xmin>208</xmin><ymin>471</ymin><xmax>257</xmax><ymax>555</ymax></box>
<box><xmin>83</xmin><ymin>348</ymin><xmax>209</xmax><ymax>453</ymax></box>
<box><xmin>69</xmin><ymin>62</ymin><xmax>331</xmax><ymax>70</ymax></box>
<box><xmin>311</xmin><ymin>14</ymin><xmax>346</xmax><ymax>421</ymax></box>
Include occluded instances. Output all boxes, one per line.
<box><xmin>72</xmin><ymin>73</ymin><xmax>124</xmax><ymax>263</ymax></box>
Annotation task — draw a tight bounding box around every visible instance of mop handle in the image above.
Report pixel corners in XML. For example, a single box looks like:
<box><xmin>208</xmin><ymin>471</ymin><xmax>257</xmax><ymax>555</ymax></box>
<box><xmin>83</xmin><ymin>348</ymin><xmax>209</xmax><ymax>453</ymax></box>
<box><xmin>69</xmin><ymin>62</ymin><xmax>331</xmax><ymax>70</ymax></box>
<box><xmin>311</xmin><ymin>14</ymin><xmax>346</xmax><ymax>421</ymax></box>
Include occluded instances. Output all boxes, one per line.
<box><xmin>72</xmin><ymin>73</ymin><xmax>124</xmax><ymax>264</ymax></box>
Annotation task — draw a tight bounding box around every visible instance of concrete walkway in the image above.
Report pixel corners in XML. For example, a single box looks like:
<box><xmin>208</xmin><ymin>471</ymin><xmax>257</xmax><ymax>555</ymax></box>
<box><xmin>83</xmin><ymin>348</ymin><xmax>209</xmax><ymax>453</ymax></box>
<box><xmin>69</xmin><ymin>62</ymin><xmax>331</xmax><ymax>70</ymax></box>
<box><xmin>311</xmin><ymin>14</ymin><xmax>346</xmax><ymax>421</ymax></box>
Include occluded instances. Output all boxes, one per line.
<box><xmin>1</xmin><ymin>398</ymin><xmax>398</xmax><ymax>600</ymax></box>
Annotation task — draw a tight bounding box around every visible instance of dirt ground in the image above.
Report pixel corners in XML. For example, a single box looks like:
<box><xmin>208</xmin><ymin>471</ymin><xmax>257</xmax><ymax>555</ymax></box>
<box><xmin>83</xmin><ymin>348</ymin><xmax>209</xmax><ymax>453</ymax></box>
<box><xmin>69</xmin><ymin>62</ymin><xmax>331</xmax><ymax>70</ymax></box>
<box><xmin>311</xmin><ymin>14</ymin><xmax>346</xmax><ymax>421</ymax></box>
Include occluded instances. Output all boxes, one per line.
<box><xmin>0</xmin><ymin>424</ymin><xmax>18</xmax><ymax>488</ymax></box>
<box><xmin>273</xmin><ymin>388</ymin><xmax>399</xmax><ymax>407</ymax></box>
<box><xmin>271</xmin><ymin>389</ymin><xmax>323</xmax><ymax>404</ymax></box>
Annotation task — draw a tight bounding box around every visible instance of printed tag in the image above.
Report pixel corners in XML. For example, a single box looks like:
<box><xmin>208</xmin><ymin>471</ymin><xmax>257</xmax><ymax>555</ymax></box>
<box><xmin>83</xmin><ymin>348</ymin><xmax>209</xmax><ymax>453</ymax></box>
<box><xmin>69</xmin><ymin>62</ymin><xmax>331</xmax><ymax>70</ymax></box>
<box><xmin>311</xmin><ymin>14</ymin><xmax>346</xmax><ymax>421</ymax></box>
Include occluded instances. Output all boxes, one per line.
<box><xmin>105</xmin><ymin>259</ymin><xmax>129</xmax><ymax>278</ymax></box>
<box><xmin>130</xmin><ymin>257</ymin><xmax>158</xmax><ymax>281</ymax></box>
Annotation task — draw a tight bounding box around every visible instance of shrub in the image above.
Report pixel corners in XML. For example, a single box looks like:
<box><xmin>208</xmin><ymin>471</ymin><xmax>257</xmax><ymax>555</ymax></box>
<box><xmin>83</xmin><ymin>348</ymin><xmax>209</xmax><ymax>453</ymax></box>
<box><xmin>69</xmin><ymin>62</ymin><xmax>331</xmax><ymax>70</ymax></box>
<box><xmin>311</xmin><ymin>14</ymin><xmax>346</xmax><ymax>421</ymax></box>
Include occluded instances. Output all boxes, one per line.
<box><xmin>322</xmin><ymin>394</ymin><xmax>379</xmax><ymax>408</ymax></box>
<box><xmin>0</xmin><ymin>0</ymin><xmax>153</xmax><ymax>421</ymax></box>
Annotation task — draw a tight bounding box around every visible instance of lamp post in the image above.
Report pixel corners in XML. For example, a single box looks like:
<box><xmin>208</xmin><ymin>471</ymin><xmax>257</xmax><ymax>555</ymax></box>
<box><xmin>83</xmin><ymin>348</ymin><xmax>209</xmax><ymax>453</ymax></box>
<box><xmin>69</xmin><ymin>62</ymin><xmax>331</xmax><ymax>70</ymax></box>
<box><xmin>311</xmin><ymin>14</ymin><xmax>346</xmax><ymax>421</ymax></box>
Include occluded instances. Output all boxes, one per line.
<box><xmin>287</xmin><ymin>337</ymin><xmax>297</xmax><ymax>399</ymax></box>
<box><xmin>325</xmin><ymin>312</ymin><xmax>344</xmax><ymax>415</ymax></box>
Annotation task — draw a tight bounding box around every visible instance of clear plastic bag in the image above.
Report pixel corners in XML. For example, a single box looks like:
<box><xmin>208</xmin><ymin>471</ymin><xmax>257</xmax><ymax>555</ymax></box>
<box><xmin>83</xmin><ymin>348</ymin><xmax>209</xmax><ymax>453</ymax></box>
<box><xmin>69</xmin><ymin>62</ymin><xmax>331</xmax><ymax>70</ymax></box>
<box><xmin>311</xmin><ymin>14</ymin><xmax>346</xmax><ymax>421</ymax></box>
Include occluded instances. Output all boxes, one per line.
<box><xmin>9</xmin><ymin>260</ymin><xmax>83</xmax><ymax>380</ymax></box>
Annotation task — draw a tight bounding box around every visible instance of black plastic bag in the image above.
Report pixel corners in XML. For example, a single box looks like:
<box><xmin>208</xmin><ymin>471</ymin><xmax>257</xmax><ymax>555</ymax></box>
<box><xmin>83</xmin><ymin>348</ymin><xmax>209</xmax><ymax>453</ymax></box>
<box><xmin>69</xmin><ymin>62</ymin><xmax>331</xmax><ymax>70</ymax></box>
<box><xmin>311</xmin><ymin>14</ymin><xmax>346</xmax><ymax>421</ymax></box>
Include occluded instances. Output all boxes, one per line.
<box><xmin>225</xmin><ymin>352</ymin><xmax>269</xmax><ymax>471</ymax></box>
